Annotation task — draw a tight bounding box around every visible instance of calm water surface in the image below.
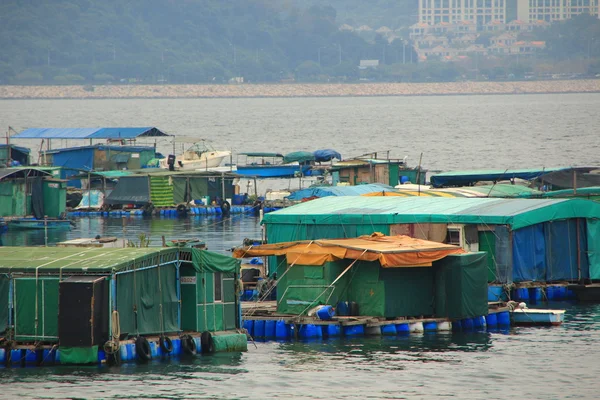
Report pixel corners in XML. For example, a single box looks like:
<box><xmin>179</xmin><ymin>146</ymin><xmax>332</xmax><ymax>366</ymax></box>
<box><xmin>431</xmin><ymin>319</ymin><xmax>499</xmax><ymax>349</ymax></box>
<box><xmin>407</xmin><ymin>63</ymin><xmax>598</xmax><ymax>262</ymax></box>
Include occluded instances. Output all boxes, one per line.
<box><xmin>0</xmin><ymin>94</ymin><xmax>599</xmax><ymax>398</ymax></box>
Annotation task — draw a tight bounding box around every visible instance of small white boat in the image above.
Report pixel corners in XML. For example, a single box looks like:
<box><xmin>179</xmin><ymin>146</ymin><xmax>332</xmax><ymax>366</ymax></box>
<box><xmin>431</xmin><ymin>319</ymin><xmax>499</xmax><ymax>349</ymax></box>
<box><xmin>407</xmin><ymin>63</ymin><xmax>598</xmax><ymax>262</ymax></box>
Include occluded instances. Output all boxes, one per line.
<box><xmin>510</xmin><ymin>308</ymin><xmax>565</xmax><ymax>326</ymax></box>
<box><xmin>160</xmin><ymin>141</ymin><xmax>231</xmax><ymax>170</ymax></box>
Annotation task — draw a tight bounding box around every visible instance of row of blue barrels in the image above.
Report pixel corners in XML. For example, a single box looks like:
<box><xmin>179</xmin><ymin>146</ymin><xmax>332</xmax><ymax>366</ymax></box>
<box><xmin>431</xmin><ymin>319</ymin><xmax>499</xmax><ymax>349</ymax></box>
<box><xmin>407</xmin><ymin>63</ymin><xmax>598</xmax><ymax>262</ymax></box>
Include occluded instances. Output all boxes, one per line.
<box><xmin>452</xmin><ymin>312</ymin><xmax>511</xmax><ymax>332</ymax></box>
<box><xmin>0</xmin><ymin>337</ymin><xmax>201</xmax><ymax>366</ymax></box>
<box><xmin>511</xmin><ymin>286</ymin><xmax>575</xmax><ymax>302</ymax></box>
<box><xmin>0</xmin><ymin>347</ymin><xmax>60</xmax><ymax>366</ymax></box>
<box><xmin>241</xmin><ymin>289</ymin><xmax>277</xmax><ymax>301</ymax></box>
<box><xmin>68</xmin><ymin>206</ymin><xmax>261</xmax><ymax>218</ymax></box>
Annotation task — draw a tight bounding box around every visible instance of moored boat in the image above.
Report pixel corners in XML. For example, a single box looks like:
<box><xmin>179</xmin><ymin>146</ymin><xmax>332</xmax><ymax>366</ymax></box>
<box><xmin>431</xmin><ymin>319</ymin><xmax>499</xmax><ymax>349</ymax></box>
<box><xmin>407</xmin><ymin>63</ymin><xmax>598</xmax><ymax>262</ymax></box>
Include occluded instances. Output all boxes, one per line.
<box><xmin>510</xmin><ymin>308</ymin><xmax>565</xmax><ymax>326</ymax></box>
<box><xmin>235</xmin><ymin>152</ymin><xmax>311</xmax><ymax>178</ymax></box>
<box><xmin>160</xmin><ymin>140</ymin><xmax>230</xmax><ymax>170</ymax></box>
<box><xmin>8</xmin><ymin>218</ymin><xmax>74</xmax><ymax>230</ymax></box>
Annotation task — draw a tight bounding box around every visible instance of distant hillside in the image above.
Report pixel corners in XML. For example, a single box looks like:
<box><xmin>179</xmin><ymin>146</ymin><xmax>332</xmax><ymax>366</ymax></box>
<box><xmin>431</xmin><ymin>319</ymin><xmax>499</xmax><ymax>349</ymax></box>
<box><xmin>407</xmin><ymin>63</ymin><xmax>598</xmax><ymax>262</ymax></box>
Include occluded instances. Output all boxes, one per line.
<box><xmin>295</xmin><ymin>0</ymin><xmax>418</xmax><ymax>30</ymax></box>
<box><xmin>0</xmin><ymin>0</ymin><xmax>416</xmax><ymax>85</ymax></box>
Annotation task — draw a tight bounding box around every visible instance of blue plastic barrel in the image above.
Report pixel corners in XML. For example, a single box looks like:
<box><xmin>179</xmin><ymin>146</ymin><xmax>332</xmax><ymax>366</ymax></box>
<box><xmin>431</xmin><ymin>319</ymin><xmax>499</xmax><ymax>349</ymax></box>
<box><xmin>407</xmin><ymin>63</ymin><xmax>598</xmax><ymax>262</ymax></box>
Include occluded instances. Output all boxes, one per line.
<box><xmin>194</xmin><ymin>337</ymin><xmax>202</xmax><ymax>353</ymax></box>
<box><xmin>98</xmin><ymin>350</ymin><xmax>106</xmax><ymax>363</ymax></box>
<box><xmin>160</xmin><ymin>209</ymin><xmax>165</xmax><ymax>216</ymax></box>
<box><xmin>150</xmin><ymin>341</ymin><xmax>158</xmax><ymax>358</ymax></box>
<box><xmin>254</xmin><ymin>320</ymin><xmax>266</xmax><ymax>338</ymax></box>
<box><xmin>555</xmin><ymin>286</ymin><xmax>567</xmax><ymax>299</ymax></box>
<box><xmin>25</xmin><ymin>349</ymin><xmax>38</xmax><ymax>363</ymax></box>
<box><xmin>316</xmin><ymin>325</ymin><xmax>323</xmax><ymax>338</ymax></box>
<box><xmin>215</xmin><ymin>207</ymin><xmax>222</xmax><ymax>214</ymax></box>
<box><xmin>0</xmin><ymin>348</ymin><xmax>5</xmax><ymax>364</ymax></box>
<box><xmin>497</xmin><ymin>311</ymin><xmax>511</xmax><ymax>326</ymax></box>
<box><xmin>172</xmin><ymin>338</ymin><xmax>181</xmax><ymax>355</ymax></box>
<box><xmin>396</xmin><ymin>323</ymin><xmax>410</xmax><ymax>334</ymax></box>
<box><xmin>461</xmin><ymin>318</ymin><xmax>474</xmax><ymax>331</ymax></box>
<box><xmin>327</xmin><ymin>324</ymin><xmax>342</xmax><ymax>337</ymax></box>
<box><xmin>120</xmin><ymin>345</ymin><xmax>128</xmax><ymax>361</ymax></box>
<box><xmin>55</xmin><ymin>349</ymin><xmax>61</xmax><ymax>363</ymax></box>
<box><xmin>473</xmin><ymin>316</ymin><xmax>486</xmax><ymax>329</ymax></box>
<box><xmin>546</xmin><ymin>286</ymin><xmax>556</xmax><ymax>300</ymax></box>
<box><xmin>529</xmin><ymin>287</ymin><xmax>543</xmax><ymax>302</ymax></box>
<box><xmin>486</xmin><ymin>313</ymin><xmax>498</xmax><ymax>327</ymax></box>
<box><xmin>512</xmin><ymin>287</ymin><xmax>529</xmax><ymax>301</ymax></box>
<box><xmin>300</xmin><ymin>324</ymin><xmax>319</xmax><ymax>339</ymax></box>
<box><xmin>42</xmin><ymin>348</ymin><xmax>56</xmax><ymax>364</ymax></box>
<box><xmin>11</xmin><ymin>349</ymin><xmax>22</xmax><ymax>365</ymax></box>
<box><xmin>488</xmin><ymin>286</ymin><xmax>506</xmax><ymax>302</ymax></box>
<box><xmin>343</xmin><ymin>325</ymin><xmax>365</xmax><ymax>336</ymax></box>
<box><xmin>265</xmin><ymin>320</ymin><xmax>276</xmax><ymax>338</ymax></box>
<box><xmin>243</xmin><ymin>319</ymin><xmax>254</xmax><ymax>336</ymax></box>
<box><xmin>275</xmin><ymin>321</ymin><xmax>289</xmax><ymax>339</ymax></box>
<box><xmin>316</xmin><ymin>305</ymin><xmax>334</xmax><ymax>320</ymax></box>
<box><xmin>127</xmin><ymin>343</ymin><xmax>135</xmax><ymax>360</ymax></box>
<box><xmin>423</xmin><ymin>321</ymin><xmax>438</xmax><ymax>332</ymax></box>
<box><xmin>381</xmin><ymin>324</ymin><xmax>397</xmax><ymax>335</ymax></box>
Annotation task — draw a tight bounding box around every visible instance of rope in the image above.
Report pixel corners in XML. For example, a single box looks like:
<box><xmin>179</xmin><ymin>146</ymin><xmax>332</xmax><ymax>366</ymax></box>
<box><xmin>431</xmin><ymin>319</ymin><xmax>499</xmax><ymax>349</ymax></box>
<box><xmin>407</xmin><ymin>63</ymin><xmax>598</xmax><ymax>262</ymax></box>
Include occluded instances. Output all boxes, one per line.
<box><xmin>104</xmin><ymin>310</ymin><xmax>121</xmax><ymax>355</ymax></box>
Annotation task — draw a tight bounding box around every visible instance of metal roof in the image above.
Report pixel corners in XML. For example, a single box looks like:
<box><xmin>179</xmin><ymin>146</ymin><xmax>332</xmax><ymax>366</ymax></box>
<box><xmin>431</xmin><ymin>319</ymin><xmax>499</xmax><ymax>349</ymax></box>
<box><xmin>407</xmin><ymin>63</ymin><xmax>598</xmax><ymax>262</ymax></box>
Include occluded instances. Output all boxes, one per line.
<box><xmin>12</xmin><ymin>127</ymin><xmax>169</xmax><ymax>140</ymax></box>
<box><xmin>0</xmin><ymin>167</ymin><xmax>52</xmax><ymax>181</ymax></box>
<box><xmin>0</xmin><ymin>144</ymin><xmax>31</xmax><ymax>154</ymax></box>
<box><xmin>262</xmin><ymin>196</ymin><xmax>600</xmax><ymax>230</ymax></box>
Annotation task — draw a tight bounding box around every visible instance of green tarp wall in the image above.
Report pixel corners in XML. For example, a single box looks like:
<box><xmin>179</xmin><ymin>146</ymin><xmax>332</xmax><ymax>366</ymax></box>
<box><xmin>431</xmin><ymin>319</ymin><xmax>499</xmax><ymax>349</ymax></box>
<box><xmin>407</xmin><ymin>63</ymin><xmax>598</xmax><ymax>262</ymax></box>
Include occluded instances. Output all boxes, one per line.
<box><xmin>173</xmin><ymin>176</ymin><xmax>235</xmax><ymax>205</ymax></box>
<box><xmin>276</xmin><ymin>260</ymin><xmax>349</xmax><ymax>315</ymax></box>
<box><xmin>478</xmin><ymin>231</ymin><xmax>497</xmax><ymax>283</ymax></box>
<box><xmin>150</xmin><ymin>176</ymin><xmax>174</xmax><ymax>207</ymax></box>
<box><xmin>42</xmin><ymin>179</ymin><xmax>67</xmax><ymax>218</ymax></box>
<box><xmin>60</xmin><ymin>345</ymin><xmax>99</xmax><ymax>364</ymax></box>
<box><xmin>116</xmin><ymin>264</ymin><xmax>178</xmax><ymax>335</ymax></box>
<box><xmin>14</xmin><ymin>278</ymin><xmax>59</xmax><ymax>341</ymax></box>
<box><xmin>0</xmin><ymin>275</ymin><xmax>8</xmax><ymax>333</ymax></box>
<box><xmin>0</xmin><ymin>181</ymin><xmax>26</xmax><ymax>217</ymax></box>
<box><xmin>588</xmin><ymin>219</ymin><xmax>600</xmax><ymax>280</ymax></box>
<box><xmin>434</xmin><ymin>252</ymin><xmax>488</xmax><ymax>319</ymax></box>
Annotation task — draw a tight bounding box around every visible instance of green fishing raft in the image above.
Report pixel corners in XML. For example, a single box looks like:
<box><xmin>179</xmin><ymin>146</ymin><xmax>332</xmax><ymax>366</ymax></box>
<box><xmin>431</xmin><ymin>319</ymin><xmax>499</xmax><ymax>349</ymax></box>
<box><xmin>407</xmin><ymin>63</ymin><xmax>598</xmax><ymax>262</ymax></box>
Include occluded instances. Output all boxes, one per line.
<box><xmin>0</xmin><ymin>247</ymin><xmax>247</xmax><ymax>367</ymax></box>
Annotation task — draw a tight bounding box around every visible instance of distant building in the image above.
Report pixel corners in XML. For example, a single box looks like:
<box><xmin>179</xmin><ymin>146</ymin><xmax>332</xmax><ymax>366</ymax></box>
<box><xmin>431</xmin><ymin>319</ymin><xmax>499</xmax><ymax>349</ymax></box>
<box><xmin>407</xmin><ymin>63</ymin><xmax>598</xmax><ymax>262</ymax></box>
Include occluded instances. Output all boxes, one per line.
<box><xmin>359</xmin><ymin>60</ymin><xmax>380</xmax><ymax>69</ymax></box>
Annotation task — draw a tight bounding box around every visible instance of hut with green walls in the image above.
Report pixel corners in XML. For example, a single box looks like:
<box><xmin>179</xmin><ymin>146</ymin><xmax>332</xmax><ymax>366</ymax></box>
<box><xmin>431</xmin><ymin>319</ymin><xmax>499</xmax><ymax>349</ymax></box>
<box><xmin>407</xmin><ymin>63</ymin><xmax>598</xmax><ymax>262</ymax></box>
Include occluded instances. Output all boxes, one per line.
<box><xmin>234</xmin><ymin>234</ymin><xmax>488</xmax><ymax>320</ymax></box>
<box><xmin>261</xmin><ymin>196</ymin><xmax>600</xmax><ymax>285</ymax></box>
<box><xmin>330</xmin><ymin>158</ymin><xmax>426</xmax><ymax>186</ymax></box>
<box><xmin>0</xmin><ymin>168</ymin><xmax>66</xmax><ymax>218</ymax></box>
<box><xmin>0</xmin><ymin>247</ymin><xmax>245</xmax><ymax>365</ymax></box>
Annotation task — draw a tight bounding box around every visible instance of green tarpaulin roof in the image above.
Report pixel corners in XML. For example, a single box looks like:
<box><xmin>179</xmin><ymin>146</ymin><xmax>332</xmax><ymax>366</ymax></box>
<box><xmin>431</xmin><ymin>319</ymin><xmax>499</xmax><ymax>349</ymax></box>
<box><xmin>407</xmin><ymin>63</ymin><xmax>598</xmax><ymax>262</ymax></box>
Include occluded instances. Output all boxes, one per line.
<box><xmin>262</xmin><ymin>196</ymin><xmax>600</xmax><ymax>230</ymax></box>
<box><xmin>0</xmin><ymin>247</ymin><xmax>179</xmax><ymax>273</ymax></box>
<box><xmin>453</xmin><ymin>184</ymin><xmax>543</xmax><ymax>198</ymax></box>
<box><xmin>430</xmin><ymin>167</ymin><xmax>568</xmax><ymax>187</ymax></box>
<box><xmin>283</xmin><ymin>151</ymin><xmax>315</xmax><ymax>164</ymax></box>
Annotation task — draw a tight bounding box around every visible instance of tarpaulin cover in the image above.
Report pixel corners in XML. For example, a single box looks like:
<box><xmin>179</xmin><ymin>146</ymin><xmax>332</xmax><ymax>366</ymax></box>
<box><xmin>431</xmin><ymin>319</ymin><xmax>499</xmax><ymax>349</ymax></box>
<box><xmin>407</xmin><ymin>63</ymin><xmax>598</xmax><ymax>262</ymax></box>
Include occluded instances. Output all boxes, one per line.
<box><xmin>59</xmin><ymin>346</ymin><xmax>99</xmax><ymax>364</ymax></box>
<box><xmin>588</xmin><ymin>219</ymin><xmax>600</xmax><ymax>280</ymax></box>
<box><xmin>287</xmin><ymin>183</ymin><xmax>394</xmax><ymax>201</ymax></box>
<box><xmin>234</xmin><ymin>233</ymin><xmax>465</xmax><ymax>267</ymax></box>
<box><xmin>283</xmin><ymin>151</ymin><xmax>315</xmax><ymax>164</ymax></box>
<box><xmin>545</xmin><ymin>220</ymin><xmax>582</xmax><ymax>281</ymax></box>
<box><xmin>495</xmin><ymin>225</ymin><xmax>513</xmax><ymax>284</ymax></box>
<box><xmin>478</xmin><ymin>231</ymin><xmax>497</xmax><ymax>282</ymax></box>
<box><xmin>31</xmin><ymin>177</ymin><xmax>44</xmax><ymax>219</ymax></box>
<box><xmin>0</xmin><ymin>275</ymin><xmax>8</xmax><ymax>333</ymax></box>
<box><xmin>50</xmin><ymin>147</ymin><xmax>94</xmax><ymax>170</ymax></box>
<box><xmin>277</xmin><ymin>260</ymin><xmax>349</xmax><ymax>314</ymax></box>
<box><xmin>263</xmin><ymin>196</ymin><xmax>600</xmax><ymax>231</ymax></box>
<box><xmin>76</xmin><ymin>190</ymin><xmax>105</xmax><ymax>209</ymax></box>
<box><xmin>0</xmin><ymin>247</ymin><xmax>179</xmax><ymax>273</ymax></box>
<box><xmin>512</xmin><ymin>225</ymin><xmax>546</xmax><ymax>282</ymax></box>
<box><xmin>313</xmin><ymin>149</ymin><xmax>342</xmax><ymax>162</ymax></box>
<box><xmin>13</xmin><ymin>127</ymin><xmax>168</xmax><ymax>139</ymax></box>
<box><xmin>380</xmin><ymin>266</ymin><xmax>435</xmax><ymax>317</ymax></box>
<box><xmin>116</xmin><ymin>264</ymin><xmax>178</xmax><ymax>335</ymax></box>
<box><xmin>106</xmin><ymin>176</ymin><xmax>150</xmax><ymax>205</ymax></box>
<box><xmin>430</xmin><ymin>167</ymin><xmax>567</xmax><ymax>188</ymax></box>
<box><xmin>434</xmin><ymin>252</ymin><xmax>488</xmax><ymax>319</ymax></box>
<box><xmin>14</xmin><ymin>278</ymin><xmax>59</xmax><ymax>341</ymax></box>
<box><xmin>192</xmin><ymin>248</ymin><xmax>240</xmax><ymax>273</ymax></box>
<box><xmin>362</xmin><ymin>189</ymin><xmax>464</xmax><ymax>197</ymax></box>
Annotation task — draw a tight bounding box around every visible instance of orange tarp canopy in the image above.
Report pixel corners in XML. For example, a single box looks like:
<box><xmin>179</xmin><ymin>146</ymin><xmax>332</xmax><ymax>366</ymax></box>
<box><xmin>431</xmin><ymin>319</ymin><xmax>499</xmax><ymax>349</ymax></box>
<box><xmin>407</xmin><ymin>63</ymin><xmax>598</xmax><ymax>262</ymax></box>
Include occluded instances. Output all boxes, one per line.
<box><xmin>232</xmin><ymin>233</ymin><xmax>465</xmax><ymax>267</ymax></box>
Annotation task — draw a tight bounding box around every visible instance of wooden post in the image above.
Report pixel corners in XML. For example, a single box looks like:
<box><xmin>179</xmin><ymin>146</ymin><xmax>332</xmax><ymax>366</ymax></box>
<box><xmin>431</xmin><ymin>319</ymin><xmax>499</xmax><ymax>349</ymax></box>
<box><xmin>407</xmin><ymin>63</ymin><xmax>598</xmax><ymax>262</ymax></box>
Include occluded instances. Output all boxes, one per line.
<box><xmin>416</xmin><ymin>152</ymin><xmax>423</xmax><ymax>195</ymax></box>
<box><xmin>221</xmin><ymin>173</ymin><xmax>226</xmax><ymax>201</ymax></box>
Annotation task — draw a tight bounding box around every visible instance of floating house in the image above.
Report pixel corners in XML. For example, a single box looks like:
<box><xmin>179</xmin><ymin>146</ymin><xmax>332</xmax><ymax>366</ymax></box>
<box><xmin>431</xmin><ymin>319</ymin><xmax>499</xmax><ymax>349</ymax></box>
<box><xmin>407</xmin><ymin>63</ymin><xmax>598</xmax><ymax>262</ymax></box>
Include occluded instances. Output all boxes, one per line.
<box><xmin>0</xmin><ymin>168</ymin><xmax>66</xmax><ymax>218</ymax></box>
<box><xmin>105</xmin><ymin>171</ymin><xmax>237</xmax><ymax>209</ymax></box>
<box><xmin>234</xmin><ymin>234</ymin><xmax>488</xmax><ymax>321</ymax></box>
<box><xmin>430</xmin><ymin>167</ymin><xmax>600</xmax><ymax>190</ymax></box>
<box><xmin>330</xmin><ymin>158</ymin><xmax>426</xmax><ymax>186</ymax></box>
<box><xmin>261</xmin><ymin>196</ymin><xmax>600</xmax><ymax>285</ymax></box>
<box><xmin>0</xmin><ymin>144</ymin><xmax>30</xmax><ymax>167</ymax></box>
<box><xmin>11</xmin><ymin>127</ymin><xmax>170</xmax><ymax>185</ymax></box>
<box><xmin>0</xmin><ymin>247</ymin><xmax>246</xmax><ymax>366</ymax></box>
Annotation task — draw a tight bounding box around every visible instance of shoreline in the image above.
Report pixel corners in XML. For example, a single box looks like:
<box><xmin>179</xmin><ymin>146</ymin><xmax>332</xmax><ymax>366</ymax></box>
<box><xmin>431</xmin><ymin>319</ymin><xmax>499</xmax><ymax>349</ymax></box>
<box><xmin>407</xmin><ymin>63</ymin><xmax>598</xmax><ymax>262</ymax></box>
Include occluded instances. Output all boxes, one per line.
<box><xmin>1</xmin><ymin>80</ymin><xmax>599</xmax><ymax>100</ymax></box>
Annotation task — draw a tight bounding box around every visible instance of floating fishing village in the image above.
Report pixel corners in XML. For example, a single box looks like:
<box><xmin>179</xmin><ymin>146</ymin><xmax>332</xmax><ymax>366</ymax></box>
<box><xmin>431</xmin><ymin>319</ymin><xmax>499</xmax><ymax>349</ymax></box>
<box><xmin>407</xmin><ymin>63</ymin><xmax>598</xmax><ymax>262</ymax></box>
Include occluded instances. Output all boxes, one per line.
<box><xmin>0</xmin><ymin>125</ymin><xmax>599</xmax><ymax>369</ymax></box>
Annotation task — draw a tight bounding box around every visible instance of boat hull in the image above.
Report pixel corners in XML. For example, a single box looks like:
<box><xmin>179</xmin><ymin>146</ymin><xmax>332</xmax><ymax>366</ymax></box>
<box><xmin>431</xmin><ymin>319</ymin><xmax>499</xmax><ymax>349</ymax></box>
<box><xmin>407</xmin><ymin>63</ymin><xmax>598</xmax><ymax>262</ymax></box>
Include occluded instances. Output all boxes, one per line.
<box><xmin>236</xmin><ymin>164</ymin><xmax>311</xmax><ymax>178</ymax></box>
<box><xmin>510</xmin><ymin>309</ymin><xmax>565</xmax><ymax>326</ymax></box>
<box><xmin>160</xmin><ymin>151</ymin><xmax>230</xmax><ymax>170</ymax></box>
<box><xmin>8</xmin><ymin>219</ymin><xmax>73</xmax><ymax>230</ymax></box>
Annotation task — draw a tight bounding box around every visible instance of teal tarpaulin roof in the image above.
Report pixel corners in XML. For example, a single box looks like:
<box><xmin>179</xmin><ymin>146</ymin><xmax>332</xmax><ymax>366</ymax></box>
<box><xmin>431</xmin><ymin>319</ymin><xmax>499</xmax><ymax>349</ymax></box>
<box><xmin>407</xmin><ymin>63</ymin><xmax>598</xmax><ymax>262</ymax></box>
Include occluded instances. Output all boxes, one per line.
<box><xmin>430</xmin><ymin>167</ymin><xmax>568</xmax><ymax>188</ymax></box>
<box><xmin>262</xmin><ymin>196</ymin><xmax>600</xmax><ymax>230</ymax></box>
<box><xmin>283</xmin><ymin>151</ymin><xmax>315</xmax><ymax>164</ymax></box>
<box><xmin>13</xmin><ymin>127</ymin><xmax>169</xmax><ymax>139</ymax></box>
<box><xmin>287</xmin><ymin>183</ymin><xmax>394</xmax><ymax>201</ymax></box>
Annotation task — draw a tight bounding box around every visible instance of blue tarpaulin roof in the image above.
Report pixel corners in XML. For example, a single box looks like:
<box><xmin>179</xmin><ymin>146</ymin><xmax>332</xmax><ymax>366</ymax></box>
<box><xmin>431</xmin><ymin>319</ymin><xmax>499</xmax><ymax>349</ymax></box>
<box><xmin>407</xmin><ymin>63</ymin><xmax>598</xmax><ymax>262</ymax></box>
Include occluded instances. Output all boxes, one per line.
<box><xmin>313</xmin><ymin>149</ymin><xmax>342</xmax><ymax>162</ymax></box>
<box><xmin>430</xmin><ymin>168</ymin><xmax>568</xmax><ymax>188</ymax></box>
<box><xmin>286</xmin><ymin>183</ymin><xmax>394</xmax><ymax>201</ymax></box>
<box><xmin>13</xmin><ymin>127</ymin><xmax>169</xmax><ymax>139</ymax></box>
